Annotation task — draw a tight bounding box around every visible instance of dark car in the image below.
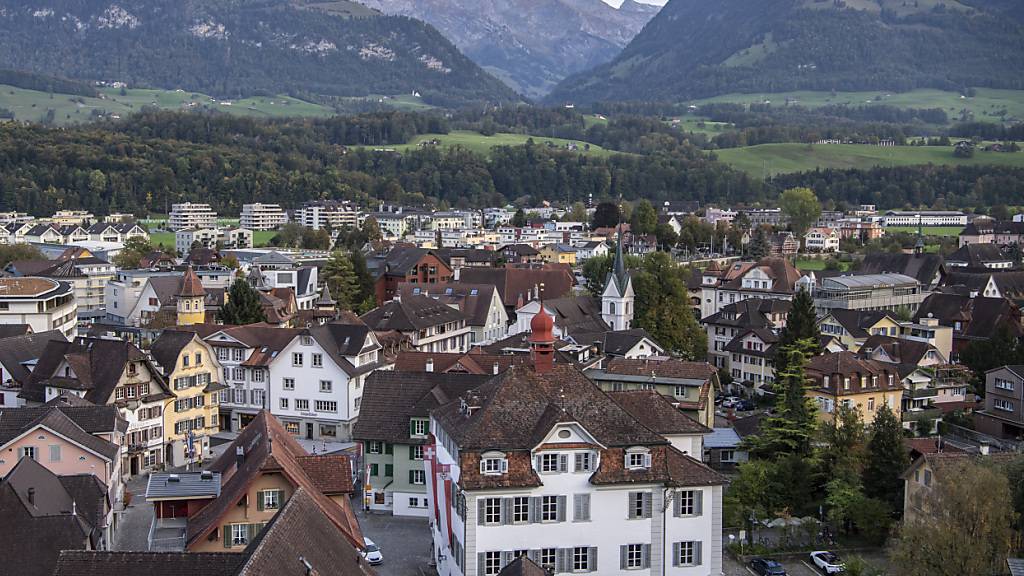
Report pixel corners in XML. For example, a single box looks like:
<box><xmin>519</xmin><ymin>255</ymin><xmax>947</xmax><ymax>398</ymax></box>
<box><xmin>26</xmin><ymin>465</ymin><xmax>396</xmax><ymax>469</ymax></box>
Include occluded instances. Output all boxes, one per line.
<box><xmin>736</xmin><ymin>399</ymin><xmax>757</xmax><ymax>411</ymax></box>
<box><xmin>750</xmin><ymin>557</ymin><xmax>787</xmax><ymax>576</ymax></box>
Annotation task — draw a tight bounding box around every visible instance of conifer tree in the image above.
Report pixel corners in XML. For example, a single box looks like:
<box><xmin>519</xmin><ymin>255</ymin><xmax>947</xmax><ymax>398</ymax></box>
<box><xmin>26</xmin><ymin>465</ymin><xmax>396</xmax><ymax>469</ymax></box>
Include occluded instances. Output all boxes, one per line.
<box><xmin>219</xmin><ymin>279</ymin><xmax>267</xmax><ymax>325</ymax></box>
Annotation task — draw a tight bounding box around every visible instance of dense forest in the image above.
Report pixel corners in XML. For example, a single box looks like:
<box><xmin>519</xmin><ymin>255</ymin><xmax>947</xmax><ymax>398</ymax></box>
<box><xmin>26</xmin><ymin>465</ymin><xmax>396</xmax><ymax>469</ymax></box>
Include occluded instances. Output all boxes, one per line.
<box><xmin>549</xmin><ymin>0</ymin><xmax>1024</xmax><ymax>103</ymax></box>
<box><xmin>0</xmin><ymin>0</ymin><xmax>518</xmax><ymax>107</ymax></box>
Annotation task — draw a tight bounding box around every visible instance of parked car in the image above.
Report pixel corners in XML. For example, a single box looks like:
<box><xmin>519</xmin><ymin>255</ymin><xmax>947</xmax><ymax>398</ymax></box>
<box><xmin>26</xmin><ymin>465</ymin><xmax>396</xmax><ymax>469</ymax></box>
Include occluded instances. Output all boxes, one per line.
<box><xmin>736</xmin><ymin>399</ymin><xmax>757</xmax><ymax>411</ymax></box>
<box><xmin>362</xmin><ymin>537</ymin><xmax>383</xmax><ymax>565</ymax></box>
<box><xmin>721</xmin><ymin>396</ymin><xmax>741</xmax><ymax>409</ymax></box>
<box><xmin>810</xmin><ymin>551</ymin><xmax>845</xmax><ymax>574</ymax></box>
<box><xmin>750</xmin><ymin>557</ymin><xmax>787</xmax><ymax>575</ymax></box>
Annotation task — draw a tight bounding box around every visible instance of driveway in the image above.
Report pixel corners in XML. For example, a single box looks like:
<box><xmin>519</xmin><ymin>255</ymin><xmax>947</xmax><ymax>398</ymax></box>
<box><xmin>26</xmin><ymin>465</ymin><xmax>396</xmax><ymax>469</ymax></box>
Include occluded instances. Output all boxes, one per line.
<box><xmin>113</xmin><ymin>473</ymin><xmax>155</xmax><ymax>551</ymax></box>
<box><xmin>355</xmin><ymin>508</ymin><xmax>435</xmax><ymax>576</ymax></box>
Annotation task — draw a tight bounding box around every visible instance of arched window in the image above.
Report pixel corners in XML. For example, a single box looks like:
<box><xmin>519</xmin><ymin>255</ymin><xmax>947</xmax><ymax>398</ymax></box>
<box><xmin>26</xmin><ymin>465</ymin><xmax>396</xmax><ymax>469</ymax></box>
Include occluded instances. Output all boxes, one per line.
<box><xmin>609</xmin><ymin>302</ymin><xmax>616</xmax><ymax>315</ymax></box>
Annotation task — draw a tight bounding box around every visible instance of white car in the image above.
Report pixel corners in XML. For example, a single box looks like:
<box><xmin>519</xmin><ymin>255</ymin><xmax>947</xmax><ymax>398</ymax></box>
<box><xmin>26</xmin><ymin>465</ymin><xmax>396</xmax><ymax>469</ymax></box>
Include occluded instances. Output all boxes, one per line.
<box><xmin>810</xmin><ymin>551</ymin><xmax>845</xmax><ymax>574</ymax></box>
<box><xmin>721</xmin><ymin>396</ymin><xmax>741</xmax><ymax>409</ymax></box>
<box><xmin>362</xmin><ymin>537</ymin><xmax>383</xmax><ymax>565</ymax></box>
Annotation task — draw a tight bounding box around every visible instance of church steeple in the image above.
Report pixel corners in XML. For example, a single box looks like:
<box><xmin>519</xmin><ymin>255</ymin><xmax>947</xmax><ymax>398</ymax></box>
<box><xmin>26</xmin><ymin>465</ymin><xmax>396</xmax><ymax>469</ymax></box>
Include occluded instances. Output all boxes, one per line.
<box><xmin>176</xmin><ymin>265</ymin><xmax>206</xmax><ymax>326</ymax></box>
<box><xmin>602</xmin><ymin>219</ymin><xmax>634</xmax><ymax>331</ymax></box>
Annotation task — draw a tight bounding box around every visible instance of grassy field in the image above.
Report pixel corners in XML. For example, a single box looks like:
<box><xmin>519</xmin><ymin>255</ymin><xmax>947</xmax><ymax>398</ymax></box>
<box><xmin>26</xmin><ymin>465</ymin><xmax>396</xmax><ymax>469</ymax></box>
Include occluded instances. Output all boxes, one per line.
<box><xmin>886</xmin><ymin>226</ymin><xmax>964</xmax><ymax>237</ymax></box>
<box><xmin>713</xmin><ymin>143</ymin><xmax>1024</xmax><ymax>176</ymax></box>
<box><xmin>353</xmin><ymin>130</ymin><xmax>614</xmax><ymax>157</ymax></box>
<box><xmin>671</xmin><ymin>117</ymin><xmax>735</xmax><ymax>136</ymax></box>
<box><xmin>0</xmin><ymin>84</ymin><xmax>336</xmax><ymax>125</ymax></box>
<box><xmin>149</xmin><ymin>230</ymin><xmax>277</xmax><ymax>250</ymax></box>
<box><xmin>689</xmin><ymin>88</ymin><xmax>1024</xmax><ymax>125</ymax></box>
<box><xmin>796</xmin><ymin>258</ymin><xmax>851</xmax><ymax>272</ymax></box>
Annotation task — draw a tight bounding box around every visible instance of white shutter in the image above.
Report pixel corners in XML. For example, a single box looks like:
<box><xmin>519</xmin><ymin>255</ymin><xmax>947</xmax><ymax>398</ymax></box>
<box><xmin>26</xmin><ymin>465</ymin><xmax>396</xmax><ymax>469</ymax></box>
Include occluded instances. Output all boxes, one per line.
<box><xmin>556</xmin><ymin>495</ymin><xmax>567</xmax><ymax>522</ymax></box>
<box><xmin>672</xmin><ymin>543</ymin><xmax>681</xmax><ymax>567</ymax></box>
<box><xmin>695</xmin><ymin>541</ymin><xmax>703</xmax><ymax>565</ymax></box>
<box><xmin>587</xmin><ymin>547</ymin><xmax>597</xmax><ymax>572</ymax></box>
<box><xmin>619</xmin><ymin>546</ymin><xmax>627</xmax><ymax>570</ymax></box>
<box><xmin>558</xmin><ymin>453</ymin><xmax>568</xmax><ymax>472</ymax></box>
<box><xmin>641</xmin><ymin>544</ymin><xmax>651</xmax><ymax>569</ymax></box>
<box><xmin>694</xmin><ymin>490</ymin><xmax>704</xmax><ymax>516</ymax></box>
<box><xmin>642</xmin><ymin>492</ymin><xmax>652</xmax><ymax>519</ymax></box>
<box><xmin>574</xmin><ymin>452</ymin><xmax>583</xmax><ymax>472</ymax></box>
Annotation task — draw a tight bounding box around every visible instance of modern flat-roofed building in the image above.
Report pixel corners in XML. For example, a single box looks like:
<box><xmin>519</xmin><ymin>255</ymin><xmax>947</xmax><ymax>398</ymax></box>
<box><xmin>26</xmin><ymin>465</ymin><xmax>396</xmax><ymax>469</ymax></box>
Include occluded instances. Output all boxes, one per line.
<box><xmin>813</xmin><ymin>273</ymin><xmax>926</xmax><ymax>315</ymax></box>
<box><xmin>881</xmin><ymin>211</ymin><xmax>967</xmax><ymax>227</ymax></box>
<box><xmin>240</xmin><ymin>203</ymin><xmax>288</xmax><ymax>231</ymax></box>
<box><xmin>296</xmin><ymin>201</ymin><xmax>359</xmax><ymax>231</ymax></box>
<box><xmin>0</xmin><ymin>277</ymin><xmax>77</xmax><ymax>337</ymax></box>
<box><xmin>168</xmin><ymin>203</ymin><xmax>217</xmax><ymax>231</ymax></box>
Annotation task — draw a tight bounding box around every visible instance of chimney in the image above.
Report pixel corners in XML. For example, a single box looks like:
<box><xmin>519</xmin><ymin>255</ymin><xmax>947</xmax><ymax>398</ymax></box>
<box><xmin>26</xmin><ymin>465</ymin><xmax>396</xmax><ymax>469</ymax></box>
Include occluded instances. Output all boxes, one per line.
<box><xmin>493</xmin><ymin>362</ymin><xmax>500</xmax><ymax>375</ymax></box>
<box><xmin>26</xmin><ymin>487</ymin><xmax>34</xmax><ymax>506</ymax></box>
<box><xmin>236</xmin><ymin>446</ymin><xmax>245</xmax><ymax>467</ymax></box>
<box><xmin>979</xmin><ymin>441</ymin><xmax>990</xmax><ymax>456</ymax></box>
<box><xmin>425</xmin><ymin>358</ymin><xmax>434</xmax><ymax>372</ymax></box>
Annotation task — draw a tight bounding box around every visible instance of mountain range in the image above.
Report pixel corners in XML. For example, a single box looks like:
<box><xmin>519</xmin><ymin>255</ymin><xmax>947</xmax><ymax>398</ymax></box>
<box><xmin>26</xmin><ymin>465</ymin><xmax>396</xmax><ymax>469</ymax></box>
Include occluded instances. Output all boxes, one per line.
<box><xmin>356</xmin><ymin>0</ymin><xmax>660</xmax><ymax>98</ymax></box>
<box><xmin>0</xmin><ymin>0</ymin><xmax>519</xmax><ymax>107</ymax></box>
<box><xmin>548</xmin><ymin>0</ymin><xmax>1024</xmax><ymax>104</ymax></box>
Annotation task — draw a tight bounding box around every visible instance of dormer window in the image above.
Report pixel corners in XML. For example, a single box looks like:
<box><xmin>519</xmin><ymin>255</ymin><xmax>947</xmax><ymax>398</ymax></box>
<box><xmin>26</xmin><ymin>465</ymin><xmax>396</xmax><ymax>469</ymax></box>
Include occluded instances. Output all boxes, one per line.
<box><xmin>625</xmin><ymin>447</ymin><xmax>651</xmax><ymax>470</ymax></box>
<box><xmin>480</xmin><ymin>451</ymin><xmax>508</xmax><ymax>475</ymax></box>
<box><xmin>409</xmin><ymin>419</ymin><xmax>429</xmax><ymax>438</ymax></box>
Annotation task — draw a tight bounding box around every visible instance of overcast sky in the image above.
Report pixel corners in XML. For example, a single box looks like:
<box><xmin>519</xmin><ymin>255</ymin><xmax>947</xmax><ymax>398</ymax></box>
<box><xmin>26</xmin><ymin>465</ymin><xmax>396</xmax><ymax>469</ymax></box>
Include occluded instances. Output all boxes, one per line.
<box><xmin>603</xmin><ymin>0</ymin><xmax>668</xmax><ymax>7</ymax></box>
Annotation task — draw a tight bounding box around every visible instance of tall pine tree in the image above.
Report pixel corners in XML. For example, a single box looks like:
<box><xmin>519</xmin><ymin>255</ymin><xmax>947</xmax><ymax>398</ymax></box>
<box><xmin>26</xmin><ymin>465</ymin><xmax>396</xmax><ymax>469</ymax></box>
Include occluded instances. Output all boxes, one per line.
<box><xmin>862</xmin><ymin>403</ymin><xmax>909</xmax><ymax>515</ymax></box>
<box><xmin>322</xmin><ymin>250</ymin><xmax>362</xmax><ymax>312</ymax></box>
<box><xmin>747</xmin><ymin>338</ymin><xmax>819</xmax><ymax>460</ymax></box>
<box><xmin>775</xmin><ymin>286</ymin><xmax>821</xmax><ymax>376</ymax></box>
<box><xmin>219</xmin><ymin>280</ymin><xmax>267</xmax><ymax>325</ymax></box>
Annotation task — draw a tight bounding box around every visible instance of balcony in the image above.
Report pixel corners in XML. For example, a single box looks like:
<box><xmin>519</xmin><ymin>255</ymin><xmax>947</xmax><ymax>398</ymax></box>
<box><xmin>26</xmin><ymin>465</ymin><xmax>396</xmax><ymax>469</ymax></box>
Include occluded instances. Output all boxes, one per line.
<box><xmin>905</xmin><ymin>387</ymin><xmax>938</xmax><ymax>399</ymax></box>
<box><xmin>902</xmin><ymin>407</ymin><xmax>942</xmax><ymax>422</ymax></box>
<box><xmin>148</xmin><ymin>517</ymin><xmax>186</xmax><ymax>551</ymax></box>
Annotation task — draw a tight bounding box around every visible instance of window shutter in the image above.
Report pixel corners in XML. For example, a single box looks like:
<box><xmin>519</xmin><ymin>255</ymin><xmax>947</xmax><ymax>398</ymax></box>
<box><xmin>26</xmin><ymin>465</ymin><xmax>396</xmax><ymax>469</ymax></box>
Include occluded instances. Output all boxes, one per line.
<box><xmin>574</xmin><ymin>452</ymin><xmax>583</xmax><ymax>472</ymax></box>
<box><xmin>409</xmin><ymin>420</ymin><xmax>416</xmax><ymax>437</ymax></box>
<box><xmin>411</xmin><ymin>446</ymin><xmax>418</xmax><ymax>461</ymax></box>
<box><xmin>527</xmin><ymin>550</ymin><xmax>540</xmax><ymax>563</ymax></box>
<box><xmin>672</xmin><ymin>543</ymin><xmax>681</xmax><ymax>567</ymax></box>
<box><xmin>530</xmin><ymin>496</ymin><xmax>541</xmax><ymax>523</ymax></box>
<box><xmin>623</xmin><ymin>452</ymin><xmax>630</xmax><ymax>468</ymax></box>
<box><xmin>694</xmin><ymin>490</ymin><xmax>704</xmax><ymax>516</ymax></box>
<box><xmin>501</xmin><ymin>498</ymin><xmax>512</xmax><ymax>525</ymax></box>
<box><xmin>673</xmin><ymin>492</ymin><xmax>681</xmax><ymax>517</ymax></box>
<box><xmin>619</xmin><ymin>545</ymin><xmax>627</xmax><ymax>570</ymax></box>
<box><xmin>502</xmin><ymin>551</ymin><xmax>514</xmax><ymax>567</ymax></box>
<box><xmin>642</xmin><ymin>544</ymin><xmax>651</xmax><ymax>569</ymax></box>
<box><xmin>643</xmin><ymin>453</ymin><xmax>652</xmax><ymax>468</ymax></box>
<box><xmin>642</xmin><ymin>492</ymin><xmax>652</xmax><ymax>519</ymax></box>
<box><xmin>556</xmin><ymin>549</ymin><xmax>568</xmax><ymax>574</ymax></box>
<box><xmin>587</xmin><ymin>547</ymin><xmax>597</xmax><ymax>572</ymax></box>
<box><xmin>556</xmin><ymin>495</ymin><xmax>567</xmax><ymax>522</ymax></box>
<box><xmin>695</xmin><ymin>542</ymin><xmax>703</xmax><ymax>565</ymax></box>
<box><xmin>256</xmin><ymin>491</ymin><xmax>264</xmax><ymax>511</ymax></box>
<box><xmin>477</xmin><ymin>498</ymin><xmax>486</xmax><ymax>525</ymax></box>
<box><xmin>573</xmin><ymin>493</ymin><xmax>590</xmax><ymax>522</ymax></box>
<box><xmin>223</xmin><ymin>526</ymin><xmax>231</xmax><ymax>548</ymax></box>
<box><xmin>534</xmin><ymin>455</ymin><xmax>542</xmax><ymax>472</ymax></box>
<box><xmin>626</xmin><ymin>492</ymin><xmax>635</xmax><ymax>519</ymax></box>
<box><xmin>500</xmin><ymin>458</ymin><xmax>508</xmax><ymax>473</ymax></box>
<box><xmin>477</xmin><ymin>553</ymin><xmax>485</xmax><ymax>576</ymax></box>
<box><xmin>409</xmin><ymin>470</ymin><xmax>416</xmax><ymax>484</ymax></box>
<box><xmin>247</xmin><ymin>523</ymin><xmax>260</xmax><ymax>541</ymax></box>
<box><xmin>276</xmin><ymin>490</ymin><xmax>285</xmax><ymax>506</ymax></box>
<box><xmin>558</xmin><ymin>453</ymin><xmax>568</xmax><ymax>473</ymax></box>
<box><xmin>384</xmin><ymin>443</ymin><xmax>393</xmax><ymax>455</ymax></box>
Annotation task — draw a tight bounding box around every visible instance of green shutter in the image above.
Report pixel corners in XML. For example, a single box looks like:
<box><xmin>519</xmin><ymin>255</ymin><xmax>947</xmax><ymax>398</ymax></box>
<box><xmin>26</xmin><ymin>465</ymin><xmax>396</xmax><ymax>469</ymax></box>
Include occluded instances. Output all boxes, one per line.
<box><xmin>384</xmin><ymin>443</ymin><xmax>393</xmax><ymax>455</ymax></box>
<box><xmin>385</xmin><ymin>464</ymin><xmax>393</xmax><ymax>477</ymax></box>
<box><xmin>223</xmin><ymin>526</ymin><xmax>231</xmax><ymax>548</ymax></box>
<box><xmin>410</xmin><ymin>420</ymin><xmax>417</xmax><ymax>437</ymax></box>
<box><xmin>409</xmin><ymin>445</ymin><xmax>416</xmax><ymax>460</ymax></box>
<box><xmin>370</xmin><ymin>464</ymin><xmax>378</xmax><ymax>476</ymax></box>
<box><xmin>256</xmin><ymin>491</ymin><xmax>264</xmax><ymax>511</ymax></box>
<box><xmin>277</xmin><ymin>489</ymin><xmax>286</xmax><ymax>508</ymax></box>
<box><xmin>409</xmin><ymin>470</ymin><xmax>415</xmax><ymax>484</ymax></box>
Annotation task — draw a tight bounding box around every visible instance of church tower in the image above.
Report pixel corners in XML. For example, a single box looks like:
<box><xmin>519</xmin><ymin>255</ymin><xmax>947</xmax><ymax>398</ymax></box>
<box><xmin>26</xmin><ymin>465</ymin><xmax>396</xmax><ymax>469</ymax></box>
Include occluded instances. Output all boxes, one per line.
<box><xmin>602</xmin><ymin>226</ymin><xmax>634</xmax><ymax>331</ymax></box>
<box><xmin>176</xmin><ymin>265</ymin><xmax>206</xmax><ymax>326</ymax></box>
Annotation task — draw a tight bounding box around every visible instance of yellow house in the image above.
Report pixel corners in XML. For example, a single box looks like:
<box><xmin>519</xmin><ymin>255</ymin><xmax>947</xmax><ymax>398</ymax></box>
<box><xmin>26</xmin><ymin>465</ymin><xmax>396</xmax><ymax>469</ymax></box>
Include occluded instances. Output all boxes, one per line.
<box><xmin>805</xmin><ymin>351</ymin><xmax>904</xmax><ymax>425</ymax></box>
<box><xmin>151</xmin><ymin>329</ymin><xmax>226</xmax><ymax>467</ymax></box>
<box><xmin>817</xmin><ymin>310</ymin><xmax>901</xmax><ymax>352</ymax></box>
<box><xmin>539</xmin><ymin>243</ymin><xmax>577</xmax><ymax>266</ymax></box>
<box><xmin>176</xmin><ymin>266</ymin><xmax>207</xmax><ymax>326</ymax></box>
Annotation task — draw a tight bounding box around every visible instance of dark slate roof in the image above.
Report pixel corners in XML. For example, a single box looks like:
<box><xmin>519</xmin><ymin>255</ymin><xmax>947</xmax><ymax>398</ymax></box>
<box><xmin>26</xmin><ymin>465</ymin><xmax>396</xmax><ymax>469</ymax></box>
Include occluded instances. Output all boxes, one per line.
<box><xmin>701</xmin><ymin>298</ymin><xmax>791</xmax><ymax>328</ymax></box>
<box><xmin>0</xmin><ymin>406</ymin><xmax>121</xmax><ymax>461</ymax></box>
<box><xmin>393</xmin><ymin>351</ymin><xmax>525</xmax><ymax>374</ymax></box>
<box><xmin>353</xmin><ymin>371</ymin><xmax>492</xmax><ymax>445</ymax></box>
<box><xmin>433</xmin><ymin>364</ymin><xmax>667</xmax><ymax>450</ymax></box>
<box><xmin>914</xmin><ymin>293</ymin><xmax>1024</xmax><ymax>340</ymax></box>
<box><xmin>541</xmin><ymin>296</ymin><xmax>610</xmax><ymax>342</ymax></box>
<box><xmin>1009</xmin><ymin>558</ymin><xmax>1024</xmax><ymax>576</ymax></box>
<box><xmin>58</xmin><ymin>474</ymin><xmax>109</xmax><ymax>532</ymax></box>
<box><xmin>498</xmin><ymin>556</ymin><xmax>548</xmax><ymax>576</ymax></box>
<box><xmin>861</xmin><ymin>335</ymin><xmax>936</xmax><ymax>366</ymax></box>
<box><xmin>604</xmin><ymin>357</ymin><xmax>717</xmax><ymax>381</ymax></box>
<box><xmin>0</xmin><ymin>457</ymin><xmax>96</xmax><ymax>576</ymax></box>
<box><xmin>54</xmin><ymin>552</ymin><xmax>243</xmax><ymax>576</ymax></box>
<box><xmin>360</xmin><ymin>294</ymin><xmax>468</xmax><ymax>332</ymax></box>
<box><xmin>606</xmin><ymin>390</ymin><xmax>711</xmax><ymax>435</ymax></box>
<box><xmin>0</xmin><ymin>323</ymin><xmax>31</xmax><ymax>338</ymax></box>
<box><xmin>821</xmin><ymin>309</ymin><xmax>897</xmax><ymax>339</ymax></box>
<box><xmin>307</xmin><ymin>322</ymin><xmax>382</xmax><ymax>376</ymax></box>
<box><xmin>945</xmin><ymin>243</ymin><xmax>1014</xmax><ymax>267</ymax></box>
<box><xmin>397</xmin><ymin>282</ymin><xmax>499</xmax><ymax>326</ymax></box>
<box><xmin>717</xmin><ymin>257</ymin><xmax>802</xmax><ymax>294</ymax></box>
<box><xmin>859</xmin><ymin>253</ymin><xmax>943</xmax><ymax>286</ymax></box>
<box><xmin>149</xmin><ymin>330</ymin><xmax>199</xmax><ymax>374</ymax></box>
<box><xmin>459</xmin><ymin>267</ymin><xmax>574</xmax><ymax>307</ymax></box>
<box><xmin>22</xmin><ymin>337</ymin><xmax>170</xmax><ymax>404</ymax></box>
<box><xmin>603</xmin><ymin>329</ymin><xmax>662</xmax><ymax>357</ymax></box>
<box><xmin>145</xmin><ymin>472</ymin><xmax>222</xmax><ymax>500</ymax></box>
<box><xmin>380</xmin><ymin>246</ymin><xmax>449</xmax><ymax>276</ymax></box>
<box><xmin>499</xmin><ymin>244</ymin><xmax>540</xmax><ymax>257</ymax></box>
<box><xmin>0</xmin><ymin>330</ymin><xmax>66</xmax><ymax>386</ymax></box>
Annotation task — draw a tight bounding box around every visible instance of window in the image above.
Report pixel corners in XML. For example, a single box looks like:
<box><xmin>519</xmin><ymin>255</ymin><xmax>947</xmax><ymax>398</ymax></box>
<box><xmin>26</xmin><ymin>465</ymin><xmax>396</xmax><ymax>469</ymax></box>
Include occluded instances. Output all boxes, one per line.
<box><xmin>539</xmin><ymin>549</ymin><xmax>556</xmax><ymax>570</ymax></box>
<box><xmin>410</xmin><ymin>469</ymin><xmax>426</xmax><ymax>485</ymax></box>
<box><xmin>677</xmin><ymin>490</ymin><xmax>696</xmax><ymax>515</ymax></box>
<box><xmin>314</xmin><ymin>400</ymin><xmax>337</xmax><ymax>413</ymax></box>
<box><xmin>48</xmin><ymin>445</ymin><xmax>61</xmax><ymax>462</ymax></box>
<box><xmin>231</xmin><ymin>524</ymin><xmax>248</xmax><ymax>546</ymax></box>
<box><xmin>195</xmin><ymin>352</ymin><xmax>202</xmax><ymax>366</ymax></box>
<box><xmin>262</xmin><ymin>490</ymin><xmax>280</xmax><ymax>510</ymax></box>
<box><xmin>295</xmin><ymin>399</ymin><xmax>309</xmax><ymax>411</ymax></box>
<box><xmin>923</xmin><ymin>469</ymin><xmax>932</xmax><ymax>486</ymax></box>
<box><xmin>625</xmin><ymin>449</ymin><xmax>651</xmax><ymax>470</ymax></box>
<box><xmin>624</xmin><ymin>544</ymin><xmax>644</xmax><ymax>569</ymax></box>
<box><xmin>994</xmin><ymin>398</ymin><xmax>1015</xmax><ymax>412</ymax></box>
<box><xmin>409</xmin><ymin>497</ymin><xmax>420</xmax><ymax>508</ymax></box>
<box><xmin>512</xmin><ymin>496</ymin><xmax>529</xmax><ymax>523</ymax></box>
<box><xmin>233</xmin><ymin>368</ymin><xmax>245</xmax><ymax>381</ymax></box>
<box><xmin>115</xmin><ymin>387</ymin><xmax>125</xmax><ymax>400</ymax></box>
<box><xmin>301</xmin><ymin>335</ymin><xmax>313</xmax><ymax>346</ymax></box>
<box><xmin>411</xmin><ymin>419</ymin><xmax>428</xmax><ymax>437</ymax></box>
<box><xmin>319</xmin><ymin>380</ymin><xmax>332</xmax><ymax>393</ymax></box>
<box><xmin>867</xmin><ymin>397</ymin><xmax>875</xmax><ymax>411</ymax></box>
<box><xmin>292</xmin><ymin>353</ymin><xmax>303</xmax><ymax>367</ymax></box>
<box><xmin>284</xmin><ymin>421</ymin><xmax>300</xmax><ymax>435</ymax></box>
<box><xmin>483</xmin><ymin>498</ymin><xmax>501</xmax><ymax>525</ymax></box>
<box><xmin>541</xmin><ymin>453</ymin><xmax>560</xmax><ymax>473</ymax></box>
<box><xmin>20</xmin><ymin>446</ymin><xmax>36</xmax><ymax>460</ymax></box>
<box><xmin>312</xmin><ymin>353</ymin><xmax>323</xmax><ymax>368</ymax></box>
<box><xmin>843</xmin><ymin>377</ymin><xmax>850</xmax><ymax>390</ymax></box>
<box><xmin>574</xmin><ymin>451</ymin><xmax>594</xmax><ymax>472</ymax></box>
<box><xmin>628</xmin><ymin>492</ymin><xmax>651</xmax><ymax>519</ymax></box>
<box><xmin>995</xmin><ymin>378</ymin><xmax>1015</xmax><ymax>391</ymax></box>
<box><xmin>480</xmin><ymin>457</ymin><xmax>507</xmax><ymax>475</ymax></box>
<box><xmin>674</xmin><ymin>541</ymin><xmax>700</xmax><ymax>566</ymax></box>
<box><xmin>283</xmin><ymin>378</ymin><xmax>295</xmax><ymax>391</ymax></box>
<box><xmin>411</xmin><ymin>445</ymin><xmax>424</xmax><ymax>460</ymax></box>
<box><xmin>483</xmin><ymin>551</ymin><xmax>502</xmax><ymax>576</ymax></box>
<box><xmin>541</xmin><ymin>495</ymin><xmax>558</xmax><ymax>522</ymax></box>
<box><xmin>573</xmin><ymin>547</ymin><xmax>591</xmax><ymax>572</ymax></box>
<box><xmin>252</xmin><ymin>370</ymin><xmax>265</xmax><ymax>383</ymax></box>
<box><xmin>720</xmin><ymin>450</ymin><xmax>736</xmax><ymax>463</ymax></box>
<box><xmin>367</xmin><ymin>441</ymin><xmax>382</xmax><ymax>454</ymax></box>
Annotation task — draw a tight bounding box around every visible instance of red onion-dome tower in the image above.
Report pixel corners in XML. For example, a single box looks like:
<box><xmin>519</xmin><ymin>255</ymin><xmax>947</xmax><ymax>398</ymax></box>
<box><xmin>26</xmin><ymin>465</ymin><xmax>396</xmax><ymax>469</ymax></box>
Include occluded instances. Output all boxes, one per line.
<box><xmin>528</xmin><ymin>296</ymin><xmax>555</xmax><ymax>374</ymax></box>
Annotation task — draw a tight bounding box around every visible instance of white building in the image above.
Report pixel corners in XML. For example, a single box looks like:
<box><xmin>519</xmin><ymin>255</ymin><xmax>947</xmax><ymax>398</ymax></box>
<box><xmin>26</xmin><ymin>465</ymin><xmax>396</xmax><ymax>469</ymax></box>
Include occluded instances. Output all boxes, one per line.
<box><xmin>248</xmin><ymin>259</ymin><xmax>319</xmax><ymax>310</ymax></box>
<box><xmin>398</xmin><ymin>283</ymin><xmax>508</xmax><ymax>346</ymax></box>
<box><xmin>427</xmin><ymin>316</ymin><xmax>726</xmax><ymax>576</ymax></box>
<box><xmin>240</xmin><ymin>203</ymin><xmax>288</xmax><ymax>231</ymax></box>
<box><xmin>699</xmin><ymin>258</ymin><xmax>802</xmax><ymax>318</ymax></box>
<box><xmin>804</xmin><ymin>227</ymin><xmax>840</xmax><ymax>253</ymax></box>
<box><xmin>295</xmin><ymin>201</ymin><xmax>359</xmax><ymax>231</ymax></box>
<box><xmin>168</xmin><ymin>202</ymin><xmax>218</xmax><ymax>231</ymax></box>
<box><xmin>361</xmin><ymin>295</ymin><xmax>471</xmax><ymax>353</ymax></box>
<box><xmin>602</xmin><ymin>238</ymin><xmax>634</xmax><ymax>332</ymax></box>
<box><xmin>881</xmin><ymin>211</ymin><xmax>968</xmax><ymax>227</ymax></box>
<box><xmin>175</xmin><ymin>227</ymin><xmax>253</xmax><ymax>255</ymax></box>
<box><xmin>0</xmin><ymin>277</ymin><xmax>77</xmax><ymax>338</ymax></box>
<box><xmin>267</xmin><ymin>322</ymin><xmax>387</xmax><ymax>441</ymax></box>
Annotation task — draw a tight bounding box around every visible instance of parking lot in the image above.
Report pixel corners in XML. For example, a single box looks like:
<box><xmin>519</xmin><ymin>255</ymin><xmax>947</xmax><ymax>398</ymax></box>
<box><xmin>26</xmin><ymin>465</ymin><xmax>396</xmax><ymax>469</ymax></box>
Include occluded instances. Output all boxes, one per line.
<box><xmin>355</xmin><ymin>507</ymin><xmax>435</xmax><ymax>576</ymax></box>
<box><xmin>725</xmin><ymin>551</ymin><xmax>891</xmax><ymax>576</ymax></box>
